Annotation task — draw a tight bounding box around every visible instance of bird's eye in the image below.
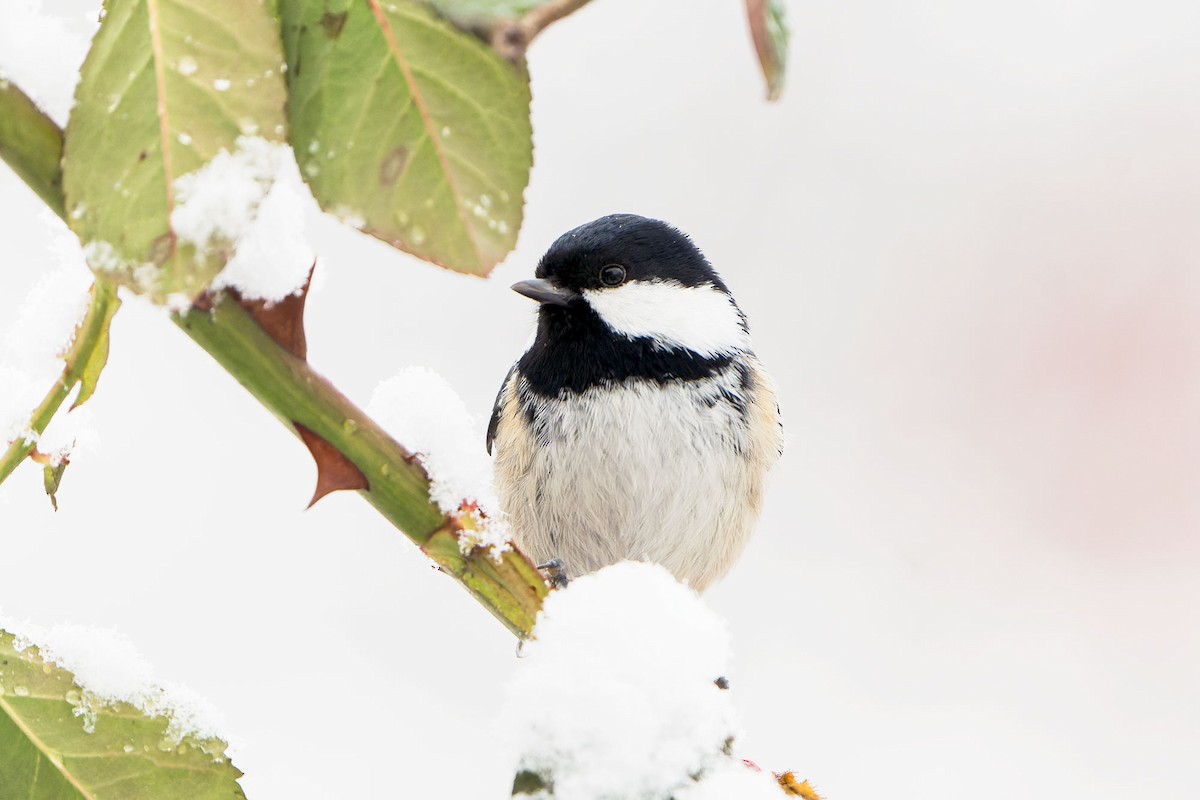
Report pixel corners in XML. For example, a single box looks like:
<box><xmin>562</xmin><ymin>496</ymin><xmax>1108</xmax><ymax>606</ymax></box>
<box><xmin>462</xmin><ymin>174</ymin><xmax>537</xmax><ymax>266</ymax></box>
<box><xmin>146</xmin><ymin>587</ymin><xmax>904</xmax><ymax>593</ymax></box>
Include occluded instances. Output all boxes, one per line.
<box><xmin>600</xmin><ymin>264</ymin><xmax>627</xmax><ymax>286</ymax></box>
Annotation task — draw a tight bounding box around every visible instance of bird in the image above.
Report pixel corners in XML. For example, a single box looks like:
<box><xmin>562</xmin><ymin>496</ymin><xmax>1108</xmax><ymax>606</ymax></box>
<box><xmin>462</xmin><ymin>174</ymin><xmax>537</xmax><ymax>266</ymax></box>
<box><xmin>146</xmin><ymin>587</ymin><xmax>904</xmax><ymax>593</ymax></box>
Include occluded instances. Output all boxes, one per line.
<box><xmin>487</xmin><ymin>214</ymin><xmax>783</xmax><ymax>592</ymax></box>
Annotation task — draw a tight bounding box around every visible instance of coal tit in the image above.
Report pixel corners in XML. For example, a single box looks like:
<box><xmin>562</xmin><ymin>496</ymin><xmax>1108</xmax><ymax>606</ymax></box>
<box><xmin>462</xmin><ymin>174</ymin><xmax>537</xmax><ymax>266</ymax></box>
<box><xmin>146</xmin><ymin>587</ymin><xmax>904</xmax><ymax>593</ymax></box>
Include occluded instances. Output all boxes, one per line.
<box><xmin>488</xmin><ymin>214</ymin><xmax>783</xmax><ymax>591</ymax></box>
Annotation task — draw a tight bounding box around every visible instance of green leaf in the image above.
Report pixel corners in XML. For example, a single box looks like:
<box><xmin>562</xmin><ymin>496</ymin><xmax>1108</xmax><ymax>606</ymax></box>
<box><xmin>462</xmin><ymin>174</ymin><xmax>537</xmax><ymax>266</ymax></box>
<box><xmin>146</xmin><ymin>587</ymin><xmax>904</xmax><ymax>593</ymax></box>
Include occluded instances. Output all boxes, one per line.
<box><xmin>72</xmin><ymin>285</ymin><xmax>120</xmax><ymax>412</ymax></box>
<box><xmin>42</xmin><ymin>459</ymin><xmax>69</xmax><ymax>512</ymax></box>
<box><xmin>0</xmin><ymin>629</ymin><xmax>244</xmax><ymax>800</ymax></box>
<box><xmin>63</xmin><ymin>0</ymin><xmax>289</xmax><ymax>302</ymax></box>
<box><xmin>745</xmin><ymin>0</ymin><xmax>789</xmax><ymax>102</ymax></box>
<box><xmin>280</xmin><ymin>0</ymin><xmax>532</xmax><ymax>275</ymax></box>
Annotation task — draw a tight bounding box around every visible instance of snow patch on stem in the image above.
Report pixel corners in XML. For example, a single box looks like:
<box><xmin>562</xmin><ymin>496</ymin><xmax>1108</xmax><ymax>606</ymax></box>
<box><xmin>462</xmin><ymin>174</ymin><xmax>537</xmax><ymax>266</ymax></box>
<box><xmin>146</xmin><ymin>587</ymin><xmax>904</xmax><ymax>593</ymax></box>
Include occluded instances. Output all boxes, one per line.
<box><xmin>367</xmin><ymin>367</ymin><xmax>510</xmax><ymax>553</ymax></box>
<box><xmin>0</xmin><ymin>213</ymin><xmax>96</xmax><ymax>458</ymax></box>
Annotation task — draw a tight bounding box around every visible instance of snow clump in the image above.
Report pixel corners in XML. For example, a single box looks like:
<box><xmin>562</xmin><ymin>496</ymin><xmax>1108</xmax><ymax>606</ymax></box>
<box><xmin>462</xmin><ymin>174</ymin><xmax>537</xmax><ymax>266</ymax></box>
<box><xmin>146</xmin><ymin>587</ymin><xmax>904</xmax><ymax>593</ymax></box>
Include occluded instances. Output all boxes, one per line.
<box><xmin>503</xmin><ymin>562</ymin><xmax>775</xmax><ymax>800</ymax></box>
<box><xmin>0</xmin><ymin>0</ymin><xmax>97</xmax><ymax>125</ymax></box>
<box><xmin>171</xmin><ymin>136</ymin><xmax>318</xmax><ymax>303</ymax></box>
<box><xmin>368</xmin><ymin>366</ymin><xmax>510</xmax><ymax>552</ymax></box>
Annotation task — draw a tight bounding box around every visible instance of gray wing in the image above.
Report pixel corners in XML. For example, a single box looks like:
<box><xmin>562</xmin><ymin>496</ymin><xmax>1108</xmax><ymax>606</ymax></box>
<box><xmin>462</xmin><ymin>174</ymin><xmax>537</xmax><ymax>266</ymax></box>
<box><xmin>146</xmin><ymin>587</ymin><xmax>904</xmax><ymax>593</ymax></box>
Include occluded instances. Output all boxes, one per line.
<box><xmin>486</xmin><ymin>365</ymin><xmax>518</xmax><ymax>456</ymax></box>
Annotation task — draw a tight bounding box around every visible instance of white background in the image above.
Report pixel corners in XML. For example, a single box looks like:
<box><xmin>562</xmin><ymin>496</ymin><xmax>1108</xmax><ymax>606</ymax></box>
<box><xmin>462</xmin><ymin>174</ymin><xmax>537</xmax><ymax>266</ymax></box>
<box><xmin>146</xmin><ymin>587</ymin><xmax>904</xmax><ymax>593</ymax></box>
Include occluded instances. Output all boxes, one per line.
<box><xmin>2</xmin><ymin>1</ymin><xmax>1198</xmax><ymax>798</ymax></box>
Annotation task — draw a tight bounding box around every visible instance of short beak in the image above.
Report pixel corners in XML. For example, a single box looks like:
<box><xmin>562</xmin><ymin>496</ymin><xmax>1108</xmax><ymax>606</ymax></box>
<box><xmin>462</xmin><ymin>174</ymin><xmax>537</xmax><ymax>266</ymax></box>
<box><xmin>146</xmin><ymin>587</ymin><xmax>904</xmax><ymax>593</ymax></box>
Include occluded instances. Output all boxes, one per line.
<box><xmin>511</xmin><ymin>278</ymin><xmax>579</xmax><ymax>307</ymax></box>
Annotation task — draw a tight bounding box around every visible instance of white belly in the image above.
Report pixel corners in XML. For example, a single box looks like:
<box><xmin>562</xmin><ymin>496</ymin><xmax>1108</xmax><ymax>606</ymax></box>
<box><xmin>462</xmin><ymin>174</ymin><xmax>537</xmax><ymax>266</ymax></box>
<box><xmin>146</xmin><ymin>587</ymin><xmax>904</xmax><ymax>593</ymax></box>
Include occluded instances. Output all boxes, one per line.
<box><xmin>492</xmin><ymin>364</ymin><xmax>780</xmax><ymax>591</ymax></box>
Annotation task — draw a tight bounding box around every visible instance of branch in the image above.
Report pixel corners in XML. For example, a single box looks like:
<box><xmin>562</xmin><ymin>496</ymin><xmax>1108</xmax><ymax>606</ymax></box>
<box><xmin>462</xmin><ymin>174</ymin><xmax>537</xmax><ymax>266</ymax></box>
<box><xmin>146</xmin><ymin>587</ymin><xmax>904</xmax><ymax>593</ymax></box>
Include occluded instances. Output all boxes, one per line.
<box><xmin>0</xmin><ymin>80</ymin><xmax>66</xmax><ymax>218</ymax></box>
<box><xmin>490</xmin><ymin>0</ymin><xmax>596</xmax><ymax>61</ymax></box>
<box><xmin>0</xmin><ymin>78</ymin><xmax>548</xmax><ymax>638</ymax></box>
<box><xmin>175</xmin><ymin>295</ymin><xmax>547</xmax><ymax>636</ymax></box>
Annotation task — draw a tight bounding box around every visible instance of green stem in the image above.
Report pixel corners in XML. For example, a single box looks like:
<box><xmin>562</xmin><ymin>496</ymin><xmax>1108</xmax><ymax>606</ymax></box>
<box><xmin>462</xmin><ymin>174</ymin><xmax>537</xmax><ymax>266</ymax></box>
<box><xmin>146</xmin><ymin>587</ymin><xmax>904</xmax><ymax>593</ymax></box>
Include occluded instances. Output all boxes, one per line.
<box><xmin>173</xmin><ymin>297</ymin><xmax>546</xmax><ymax>637</ymax></box>
<box><xmin>0</xmin><ymin>81</ymin><xmax>66</xmax><ymax>219</ymax></box>
<box><xmin>0</xmin><ymin>281</ymin><xmax>120</xmax><ymax>484</ymax></box>
<box><xmin>0</xmin><ymin>77</ymin><xmax>547</xmax><ymax>637</ymax></box>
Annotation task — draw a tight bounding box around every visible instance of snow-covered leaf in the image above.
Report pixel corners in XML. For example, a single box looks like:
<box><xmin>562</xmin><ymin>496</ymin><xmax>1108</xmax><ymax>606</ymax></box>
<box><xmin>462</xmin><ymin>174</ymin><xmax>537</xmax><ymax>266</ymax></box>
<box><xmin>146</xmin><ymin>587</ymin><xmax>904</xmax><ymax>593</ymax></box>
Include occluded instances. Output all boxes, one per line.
<box><xmin>746</xmin><ymin>0</ymin><xmax>789</xmax><ymax>102</ymax></box>
<box><xmin>0</xmin><ymin>628</ymin><xmax>244</xmax><ymax>800</ymax></box>
<box><xmin>63</xmin><ymin>0</ymin><xmax>289</xmax><ymax>302</ymax></box>
<box><xmin>280</xmin><ymin>0</ymin><xmax>532</xmax><ymax>275</ymax></box>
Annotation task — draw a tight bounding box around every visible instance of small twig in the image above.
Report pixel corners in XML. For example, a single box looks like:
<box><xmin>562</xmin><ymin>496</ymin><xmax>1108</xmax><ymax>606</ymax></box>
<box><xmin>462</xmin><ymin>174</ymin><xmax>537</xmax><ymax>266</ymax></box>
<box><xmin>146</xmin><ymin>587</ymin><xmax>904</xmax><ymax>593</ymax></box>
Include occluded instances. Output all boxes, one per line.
<box><xmin>492</xmin><ymin>0</ymin><xmax>596</xmax><ymax>61</ymax></box>
<box><xmin>0</xmin><ymin>281</ymin><xmax>119</xmax><ymax>487</ymax></box>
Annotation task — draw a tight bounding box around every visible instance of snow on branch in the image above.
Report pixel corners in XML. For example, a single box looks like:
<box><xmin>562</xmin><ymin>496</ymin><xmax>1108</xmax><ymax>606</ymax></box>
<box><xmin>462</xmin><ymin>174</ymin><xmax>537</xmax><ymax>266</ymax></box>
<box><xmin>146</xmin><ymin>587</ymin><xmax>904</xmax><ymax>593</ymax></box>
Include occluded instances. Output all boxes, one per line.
<box><xmin>368</xmin><ymin>366</ymin><xmax>511</xmax><ymax>553</ymax></box>
<box><xmin>504</xmin><ymin>562</ymin><xmax>785</xmax><ymax>799</ymax></box>
<box><xmin>0</xmin><ymin>213</ymin><xmax>96</xmax><ymax>459</ymax></box>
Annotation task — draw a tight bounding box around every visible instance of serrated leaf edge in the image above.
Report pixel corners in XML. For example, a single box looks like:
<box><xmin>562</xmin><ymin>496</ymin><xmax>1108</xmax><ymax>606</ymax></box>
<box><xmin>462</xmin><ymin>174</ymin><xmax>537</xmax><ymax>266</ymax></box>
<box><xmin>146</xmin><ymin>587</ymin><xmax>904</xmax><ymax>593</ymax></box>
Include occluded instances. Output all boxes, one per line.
<box><xmin>367</xmin><ymin>0</ymin><xmax>487</xmax><ymax>271</ymax></box>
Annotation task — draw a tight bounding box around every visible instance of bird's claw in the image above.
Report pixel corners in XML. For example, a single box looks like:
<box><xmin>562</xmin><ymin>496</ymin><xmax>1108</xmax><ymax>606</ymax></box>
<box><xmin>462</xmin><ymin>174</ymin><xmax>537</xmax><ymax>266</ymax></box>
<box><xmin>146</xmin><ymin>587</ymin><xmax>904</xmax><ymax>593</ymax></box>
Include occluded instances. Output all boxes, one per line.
<box><xmin>537</xmin><ymin>558</ymin><xmax>570</xmax><ymax>589</ymax></box>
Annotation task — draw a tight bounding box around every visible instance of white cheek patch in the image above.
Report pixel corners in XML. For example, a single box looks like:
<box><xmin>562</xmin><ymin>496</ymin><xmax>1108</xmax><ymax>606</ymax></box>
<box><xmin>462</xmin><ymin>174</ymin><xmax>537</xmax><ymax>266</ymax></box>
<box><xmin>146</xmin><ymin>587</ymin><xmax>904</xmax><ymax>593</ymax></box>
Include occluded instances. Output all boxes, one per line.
<box><xmin>583</xmin><ymin>280</ymin><xmax>749</xmax><ymax>357</ymax></box>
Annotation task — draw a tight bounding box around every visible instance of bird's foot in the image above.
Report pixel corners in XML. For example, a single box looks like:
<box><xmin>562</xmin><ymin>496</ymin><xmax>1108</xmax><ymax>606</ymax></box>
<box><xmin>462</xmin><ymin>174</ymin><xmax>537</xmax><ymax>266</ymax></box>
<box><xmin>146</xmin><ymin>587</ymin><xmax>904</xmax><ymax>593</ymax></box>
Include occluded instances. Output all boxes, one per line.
<box><xmin>537</xmin><ymin>558</ymin><xmax>570</xmax><ymax>589</ymax></box>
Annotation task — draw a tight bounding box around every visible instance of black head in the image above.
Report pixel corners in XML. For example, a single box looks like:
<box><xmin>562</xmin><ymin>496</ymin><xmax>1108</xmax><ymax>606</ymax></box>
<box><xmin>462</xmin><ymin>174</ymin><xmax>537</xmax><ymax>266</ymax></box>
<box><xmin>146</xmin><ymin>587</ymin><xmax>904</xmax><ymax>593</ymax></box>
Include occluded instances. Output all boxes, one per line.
<box><xmin>510</xmin><ymin>215</ymin><xmax>751</xmax><ymax>398</ymax></box>
<box><xmin>533</xmin><ymin>214</ymin><xmax>730</xmax><ymax>295</ymax></box>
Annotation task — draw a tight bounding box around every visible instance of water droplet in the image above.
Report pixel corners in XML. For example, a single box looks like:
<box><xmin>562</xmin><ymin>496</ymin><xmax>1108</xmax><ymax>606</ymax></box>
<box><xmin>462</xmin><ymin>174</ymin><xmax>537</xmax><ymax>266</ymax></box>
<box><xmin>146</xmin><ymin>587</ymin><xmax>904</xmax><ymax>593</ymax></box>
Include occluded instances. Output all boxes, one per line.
<box><xmin>177</xmin><ymin>743</ymin><xmax>190</xmax><ymax>755</ymax></box>
<box><xmin>239</xmin><ymin>118</ymin><xmax>259</xmax><ymax>135</ymax></box>
<box><xmin>395</xmin><ymin>210</ymin><xmax>410</xmax><ymax>226</ymax></box>
<box><xmin>411</xmin><ymin>226</ymin><xmax>427</xmax><ymax>245</ymax></box>
<box><xmin>325</xmin><ymin>149</ymin><xmax>336</xmax><ymax>160</ymax></box>
<box><xmin>123</xmin><ymin>744</ymin><xmax>135</xmax><ymax>753</ymax></box>
<box><xmin>342</xmin><ymin>419</ymin><xmax>359</xmax><ymax>435</ymax></box>
<box><xmin>307</xmin><ymin>140</ymin><xmax>320</xmax><ymax>154</ymax></box>
<box><xmin>472</xmin><ymin>205</ymin><xmax>487</xmax><ymax>219</ymax></box>
<box><xmin>13</xmin><ymin>685</ymin><xmax>29</xmax><ymax>697</ymax></box>
<box><xmin>65</xmin><ymin>689</ymin><xmax>81</xmax><ymax>705</ymax></box>
<box><xmin>441</xmin><ymin>126</ymin><xmax>451</xmax><ymax>137</ymax></box>
<box><xmin>304</xmin><ymin>162</ymin><xmax>320</xmax><ymax>178</ymax></box>
<box><xmin>213</xmin><ymin>78</ymin><xmax>231</xmax><ymax>91</ymax></box>
<box><xmin>70</xmin><ymin>203</ymin><xmax>86</xmax><ymax>221</ymax></box>
<box><xmin>499</xmin><ymin>190</ymin><xmax>510</xmax><ymax>203</ymax></box>
<box><xmin>177</xmin><ymin>132</ymin><xmax>192</xmax><ymax>146</ymax></box>
<box><xmin>274</xmin><ymin>124</ymin><xmax>285</xmax><ymax>135</ymax></box>
<box><xmin>487</xmin><ymin>219</ymin><xmax>498</xmax><ymax>231</ymax></box>
<box><xmin>246</xmin><ymin>77</ymin><xmax>256</xmax><ymax>87</ymax></box>
<box><xmin>423</xmin><ymin>198</ymin><xmax>434</xmax><ymax>209</ymax></box>
<box><xmin>0</xmin><ymin>685</ymin><xmax>6</xmax><ymax>696</ymax></box>
<box><xmin>380</xmin><ymin>463</ymin><xmax>391</xmax><ymax>476</ymax></box>
<box><xmin>480</xmin><ymin>194</ymin><xmax>492</xmax><ymax>209</ymax></box>
<box><xmin>177</xmin><ymin>56</ymin><xmax>198</xmax><ymax>76</ymax></box>
<box><xmin>497</xmin><ymin>221</ymin><xmax>510</xmax><ymax>235</ymax></box>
